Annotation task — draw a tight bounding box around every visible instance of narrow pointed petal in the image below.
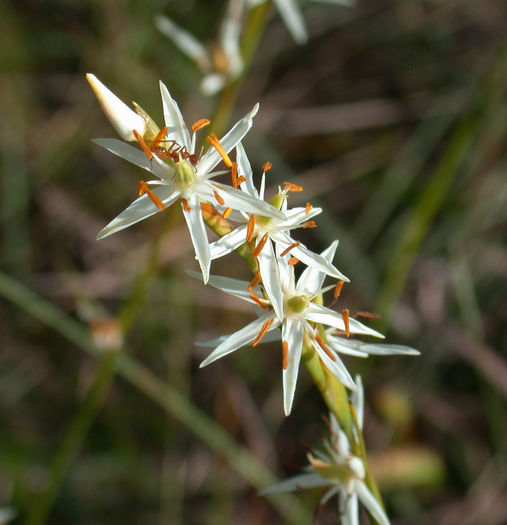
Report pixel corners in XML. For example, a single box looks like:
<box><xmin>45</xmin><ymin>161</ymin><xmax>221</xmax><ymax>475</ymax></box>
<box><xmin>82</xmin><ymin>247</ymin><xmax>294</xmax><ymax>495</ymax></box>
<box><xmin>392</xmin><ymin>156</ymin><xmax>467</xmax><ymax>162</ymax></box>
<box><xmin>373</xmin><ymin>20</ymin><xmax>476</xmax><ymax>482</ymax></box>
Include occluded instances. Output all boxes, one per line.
<box><xmin>201</xmin><ymin>74</ymin><xmax>227</xmax><ymax>96</ymax></box>
<box><xmin>282</xmin><ymin>319</ymin><xmax>304</xmax><ymax>415</ymax></box>
<box><xmin>182</xmin><ymin>193</ymin><xmax>210</xmax><ymax>283</ymax></box>
<box><xmin>291</xmin><ymin>243</ymin><xmax>348</xmax><ymax>284</ymax></box>
<box><xmin>258</xmin><ymin>240</ymin><xmax>284</xmax><ymax>321</ymax></box>
<box><xmin>260</xmin><ymin>473</ymin><xmax>329</xmax><ymax>495</ymax></box>
<box><xmin>92</xmin><ymin>138</ymin><xmax>154</xmax><ymax>172</ymax></box>
<box><xmin>159</xmin><ymin>81</ymin><xmax>192</xmax><ymax>151</ymax></box>
<box><xmin>326</xmin><ymin>337</ymin><xmax>369</xmax><ymax>357</ymax></box>
<box><xmin>96</xmin><ymin>187</ymin><xmax>180</xmax><ymax>239</ymax></box>
<box><xmin>356</xmin><ymin>481</ymin><xmax>390</xmax><ymax>525</ymax></box>
<box><xmin>314</xmin><ymin>343</ymin><xmax>356</xmax><ymax>390</ymax></box>
<box><xmin>209</xmin><ymin>225</ymin><xmax>247</xmax><ymax>260</ymax></box>
<box><xmin>87</xmin><ymin>74</ymin><xmax>146</xmax><ymax>141</ymax></box>
<box><xmin>272</xmin><ymin>0</ymin><xmax>308</xmax><ymax>43</ymax></box>
<box><xmin>197</xmin><ymin>104</ymin><xmax>259</xmax><ymax>175</ymax></box>
<box><xmin>340</xmin><ymin>492</ymin><xmax>359</xmax><ymax>525</ymax></box>
<box><xmin>200</xmin><ymin>313</ymin><xmax>278</xmax><ymax>367</ymax></box>
<box><xmin>351</xmin><ymin>375</ymin><xmax>364</xmax><ymax>429</ymax></box>
<box><xmin>320</xmin><ymin>485</ymin><xmax>340</xmax><ymax>505</ymax></box>
<box><xmin>236</xmin><ymin>142</ymin><xmax>257</xmax><ymax>197</ymax></box>
<box><xmin>196</xmin><ymin>328</ymin><xmax>280</xmax><ymax>348</ymax></box>
<box><xmin>358</xmin><ymin>344</ymin><xmax>420</xmax><ymax>356</ymax></box>
<box><xmin>186</xmin><ymin>269</ymin><xmax>254</xmax><ymax>303</ymax></box>
<box><xmin>296</xmin><ymin>239</ymin><xmax>340</xmax><ymax>291</ymax></box>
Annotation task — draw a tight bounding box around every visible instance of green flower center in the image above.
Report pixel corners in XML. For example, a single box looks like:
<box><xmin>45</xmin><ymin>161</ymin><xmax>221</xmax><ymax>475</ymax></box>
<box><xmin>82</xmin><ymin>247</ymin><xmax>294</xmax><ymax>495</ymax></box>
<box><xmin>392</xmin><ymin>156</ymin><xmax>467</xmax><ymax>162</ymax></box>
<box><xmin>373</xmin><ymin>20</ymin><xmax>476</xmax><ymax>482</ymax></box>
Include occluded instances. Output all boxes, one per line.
<box><xmin>174</xmin><ymin>159</ymin><xmax>197</xmax><ymax>188</ymax></box>
<box><xmin>286</xmin><ymin>295</ymin><xmax>309</xmax><ymax>314</ymax></box>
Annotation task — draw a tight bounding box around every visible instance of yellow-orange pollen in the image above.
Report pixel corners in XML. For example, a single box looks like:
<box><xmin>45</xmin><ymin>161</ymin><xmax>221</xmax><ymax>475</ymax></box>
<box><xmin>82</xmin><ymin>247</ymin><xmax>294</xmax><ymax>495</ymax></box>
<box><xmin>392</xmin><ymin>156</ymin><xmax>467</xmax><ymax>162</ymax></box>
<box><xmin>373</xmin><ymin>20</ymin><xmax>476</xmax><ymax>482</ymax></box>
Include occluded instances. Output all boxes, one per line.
<box><xmin>303</xmin><ymin>221</ymin><xmax>317</xmax><ymax>229</ymax></box>
<box><xmin>252</xmin><ymin>318</ymin><xmax>274</xmax><ymax>347</ymax></box>
<box><xmin>138</xmin><ymin>181</ymin><xmax>165</xmax><ymax>211</ymax></box>
<box><xmin>181</xmin><ymin>198</ymin><xmax>191</xmax><ymax>212</ymax></box>
<box><xmin>252</xmin><ymin>233</ymin><xmax>269</xmax><ymax>258</ymax></box>
<box><xmin>247</xmin><ymin>272</ymin><xmax>262</xmax><ymax>292</ymax></box>
<box><xmin>288</xmin><ymin>257</ymin><xmax>299</xmax><ymax>266</ymax></box>
<box><xmin>231</xmin><ymin>162</ymin><xmax>238</xmax><ymax>188</ymax></box>
<box><xmin>342</xmin><ymin>308</ymin><xmax>350</xmax><ymax>338</ymax></box>
<box><xmin>305</xmin><ymin>202</ymin><xmax>313</xmax><ymax>215</ymax></box>
<box><xmin>282</xmin><ymin>341</ymin><xmax>289</xmax><ymax>369</ymax></box>
<box><xmin>222</xmin><ymin>207</ymin><xmax>232</xmax><ymax>219</ymax></box>
<box><xmin>246</xmin><ymin>214</ymin><xmax>257</xmax><ymax>242</ymax></box>
<box><xmin>133</xmin><ymin>130</ymin><xmax>154</xmax><ymax>160</ymax></box>
<box><xmin>334</xmin><ymin>280</ymin><xmax>344</xmax><ymax>299</ymax></box>
<box><xmin>280</xmin><ymin>241</ymin><xmax>300</xmax><ymax>257</ymax></box>
<box><xmin>283</xmin><ymin>181</ymin><xmax>303</xmax><ymax>192</ymax></box>
<box><xmin>315</xmin><ymin>334</ymin><xmax>337</xmax><ymax>362</ymax></box>
<box><xmin>206</xmin><ymin>133</ymin><xmax>233</xmax><ymax>167</ymax></box>
<box><xmin>192</xmin><ymin>118</ymin><xmax>211</xmax><ymax>132</ymax></box>
<box><xmin>249</xmin><ymin>292</ymin><xmax>269</xmax><ymax>309</ymax></box>
<box><xmin>263</xmin><ymin>162</ymin><xmax>272</xmax><ymax>172</ymax></box>
<box><xmin>213</xmin><ymin>188</ymin><xmax>225</xmax><ymax>206</ymax></box>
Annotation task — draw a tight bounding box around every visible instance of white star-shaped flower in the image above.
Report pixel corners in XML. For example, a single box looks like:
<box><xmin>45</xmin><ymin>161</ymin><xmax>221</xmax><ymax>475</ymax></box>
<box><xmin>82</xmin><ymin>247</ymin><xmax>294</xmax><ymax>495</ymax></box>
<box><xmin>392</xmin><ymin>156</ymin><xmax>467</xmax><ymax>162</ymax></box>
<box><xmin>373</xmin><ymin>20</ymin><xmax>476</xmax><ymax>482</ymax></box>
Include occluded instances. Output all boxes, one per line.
<box><xmin>261</xmin><ymin>375</ymin><xmax>391</xmax><ymax>525</ymax></box>
<box><xmin>209</xmin><ymin>142</ymin><xmax>349</xmax><ymax>320</ymax></box>
<box><xmin>195</xmin><ymin>242</ymin><xmax>382</xmax><ymax>415</ymax></box>
<box><xmin>87</xmin><ymin>74</ymin><xmax>282</xmax><ymax>283</ymax></box>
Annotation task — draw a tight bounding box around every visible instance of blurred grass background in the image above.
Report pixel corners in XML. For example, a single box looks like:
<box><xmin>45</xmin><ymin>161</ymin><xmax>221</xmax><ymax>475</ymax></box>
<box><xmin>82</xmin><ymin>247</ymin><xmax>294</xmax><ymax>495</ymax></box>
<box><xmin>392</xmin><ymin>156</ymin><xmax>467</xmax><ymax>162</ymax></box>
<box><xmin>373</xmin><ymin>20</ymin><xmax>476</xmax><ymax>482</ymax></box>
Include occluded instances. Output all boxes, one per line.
<box><xmin>1</xmin><ymin>0</ymin><xmax>506</xmax><ymax>524</ymax></box>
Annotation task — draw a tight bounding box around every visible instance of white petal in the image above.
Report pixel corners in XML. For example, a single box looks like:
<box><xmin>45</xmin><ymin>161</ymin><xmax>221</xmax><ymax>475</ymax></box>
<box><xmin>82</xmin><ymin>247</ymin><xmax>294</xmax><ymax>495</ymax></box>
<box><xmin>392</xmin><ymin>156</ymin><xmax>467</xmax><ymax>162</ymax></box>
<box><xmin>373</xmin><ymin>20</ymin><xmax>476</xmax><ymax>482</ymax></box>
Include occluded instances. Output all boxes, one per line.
<box><xmin>209</xmin><ymin>225</ymin><xmax>247</xmax><ymax>260</ymax></box>
<box><xmin>258</xmin><ymin>240</ymin><xmax>284</xmax><ymax>321</ymax></box>
<box><xmin>201</xmin><ymin>74</ymin><xmax>227</xmax><ymax>96</ymax></box>
<box><xmin>200</xmin><ymin>313</ymin><xmax>278</xmax><ymax>367</ymax></box>
<box><xmin>92</xmin><ymin>138</ymin><xmax>153</xmax><ymax>172</ymax></box>
<box><xmin>187</xmin><ymin>269</ymin><xmax>254</xmax><ymax>303</ymax></box>
<box><xmin>236</xmin><ymin>142</ymin><xmax>257</xmax><ymax>197</ymax></box>
<box><xmin>182</xmin><ymin>193</ymin><xmax>211</xmax><ymax>283</ymax></box>
<box><xmin>272</xmin><ymin>0</ymin><xmax>308</xmax><ymax>43</ymax></box>
<box><xmin>340</xmin><ymin>492</ymin><xmax>359</xmax><ymax>525</ymax></box>
<box><xmin>351</xmin><ymin>375</ymin><xmax>364</xmax><ymax>430</ymax></box>
<box><xmin>320</xmin><ymin>485</ymin><xmax>340</xmax><ymax>505</ymax></box>
<box><xmin>296</xmin><ymin>239</ymin><xmax>340</xmax><ymax>291</ymax></box>
<box><xmin>358</xmin><ymin>344</ymin><xmax>420</xmax><ymax>356</ymax></box>
<box><xmin>313</xmin><ymin>340</ymin><xmax>356</xmax><ymax>390</ymax></box>
<box><xmin>96</xmin><ymin>187</ymin><xmax>180</xmax><ymax>239</ymax></box>
<box><xmin>155</xmin><ymin>16</ymin><xmax>211</xmax><ymax>70</ymax></box>
<box><xmin>159</xmin><ymin>81</ymin><xmax>192</xmax><ymax>152</ymax></box>
<box><xmin>326</xmin><ymin>337</ymin><xmax>369</xmax><ymax>357</ymax></box>
<box><xmin>260</xmin><ymin>473</ymin><xmax>330</xmax><ymax>495</ymax></box>
<box><xmin>292</xmin><ymin>243</ymin><xmax>348</xmax><ymax>284</ymax></box>
<box><xmin>356</xmin><ymin>481</ymin><xmax>390</xmax><ymax>525</ymax></box>
<box><xmin>282</xmin><ymin>319</ymin><xmax>304</xmax><ymax>415</ymax></box>
<box><xmin>196</xmin><ymin>328</ymin><xmax>280</xmax><ymax>348</ymax></box>
<box><xmin>197</xmin><ymin>104</ymin><xmax>259</xmax><ymax>175</ymax></box>
<box><xmin>87</xmin><ymin>74</ymin><xmax>146</xmax><ymax>141</ymax></box>
<box><xmin>219</xmin><ymin>9</ymin><xmax>243</xmax><ymax>77</ymax></box>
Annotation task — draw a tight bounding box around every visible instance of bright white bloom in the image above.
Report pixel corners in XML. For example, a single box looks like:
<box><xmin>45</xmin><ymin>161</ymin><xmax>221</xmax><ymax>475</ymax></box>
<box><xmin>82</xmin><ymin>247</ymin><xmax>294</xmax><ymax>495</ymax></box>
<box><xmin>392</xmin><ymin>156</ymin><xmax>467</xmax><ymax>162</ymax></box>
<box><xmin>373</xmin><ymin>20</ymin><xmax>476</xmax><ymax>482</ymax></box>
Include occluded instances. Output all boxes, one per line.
<box><xmin>88</xmin><ymin>74</ymin><xmax>282</xmax><ymax>282</ymax></box>
<box><xmin>261</xmin><ymin>375</ymin><xmax>391</xmax><ymax>525</ymax></box>
<box><xmin>155</xmin><ymin>0</ymin><xmax>245</xmax><ymax>96</ymax></box>
<box><xmin>209</xmin><ymin>143</ymin><xmax>349</xmax><ymax>320</ymax></box>
<box><xmin>196</xmin><ymin>243</ymin><xmax>383</xmax><ymax>415</ymax></box>
<box><xmin>270</xmin><ymin>0</ymin><xmax>355</xmax><ymax>44</ymax></box>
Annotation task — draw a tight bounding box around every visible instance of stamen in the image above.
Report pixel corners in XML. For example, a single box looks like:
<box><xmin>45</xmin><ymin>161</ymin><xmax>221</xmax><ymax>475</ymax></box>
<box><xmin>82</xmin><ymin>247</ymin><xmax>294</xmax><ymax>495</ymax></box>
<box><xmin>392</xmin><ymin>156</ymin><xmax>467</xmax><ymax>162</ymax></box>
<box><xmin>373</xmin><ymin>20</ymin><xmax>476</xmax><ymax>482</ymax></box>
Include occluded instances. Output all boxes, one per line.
<box><xmin>252</xmin><ymin>233</ymin><xmax>269</xmax><ymax>258</ymax></box>
<box><xmin>283</xmin><ymin>181</ymin><xmax>303</xmax><ymax>192</ymax></box>
<box><xmin>249</xmin><ymin>292</ymin><xmax>269</xmax><ymax>309</ymax></box>
<box><xmin>288</xmin><ymin>257</ymin><xmax>299</xmax><ymax>266</ymax></box>
<box><xmin>247</xmin><ymin>271</ymin><xmax>261</xmax><ymax>292</ymax></box>
<box><xmin>305</xmin><ymin>202</ymin><xmax>313</xmax><ymax>215</ymax></box>
<box><xmin>334</xmin><ymin>280</ymin><xmax>344</xmax><ymax>299</ymax></box>
<box><xmin>315</xmin><ymin>334</ymin><xmax>337</xmax><ymax>362</ymax></box>
<box><xmin>138</xmin><ymin>181</ymin><xmax>165</xmax><ymax>211</ymax></box>
<box><xmin>263</xmin><ymin>162</ymin><xmax>272</xmax><ymax>172</ymax></box>
<box><xmin>231</xmin><ymin>162</ymin><xmax>238</xmax><ymax>188</ymax></box>
<box><xmin>151</xmin><ymin>126</ymin><xmax>168</xmax><ymax>149</ymax></box>
<box><xmin>282</xmin><ymin>341</ymin><xmax>289</xmax><ymax>369</ymax></box>
<box><xmin>236</xmin><ymin>175</ymin><xmax>246</xmax><ymax>185</ymax></box>
<box><xmin>302</xmin><ymin>221</ymin><xmax>317</xmax><ymax>229</ymax></box>
<box><xmin>252</xmin><ymin>318</ymin><xmax>274</xmax><ymax>347</ymax></box>
<box><xmin>133</xmin><ymin>130</ymin><xmax>154</xmax><ymax>159</ymax></box>
<box><xmin>342</xmin><ymin>308</ymin><xmax>350</xmax><ymax>338</ymax></box>
<box><xmin>181</xmin><ymin>198</ymin><xmax>191</xmax><ymax>212</ymax></box>
<box><xmin>206</xmin><ymin>133</ymin><xmax>233</xmax><ymax>167</ymax></box>
<box><xmin>355</xmin><ymin>311</ymin><xmax>381</xmax><ymax>319</ymax></box>
<box><xmin>246</xmin><ymin>214</ymin><xmax>256</xmax><ymax>242</ymax></box>
<box><xmin>222</xmin><ymin>207</ymin><xmax>232</xmax><ymax>219</ymax></box>
<box><xmin>213</xmin><ymin>189</ymin><xmax>225</xmax><ymax>206</ymax></box>
<box><xmin>192</xmin><ymin>118</ymin><xmax>211</xmax><ymax>132</ymax></box>
<box><xmin>280</xmin><ymin>241</ymin><xmax>300</xmax><ymax>257</ymax></box>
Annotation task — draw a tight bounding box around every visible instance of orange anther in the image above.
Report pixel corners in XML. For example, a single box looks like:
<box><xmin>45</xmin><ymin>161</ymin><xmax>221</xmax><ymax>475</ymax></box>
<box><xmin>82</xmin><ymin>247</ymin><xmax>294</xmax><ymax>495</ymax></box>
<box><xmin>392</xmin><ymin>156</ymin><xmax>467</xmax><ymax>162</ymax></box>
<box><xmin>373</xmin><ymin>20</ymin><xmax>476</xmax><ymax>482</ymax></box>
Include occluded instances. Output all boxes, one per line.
<box><xmin>263</xmin><ymin>162</ymin><xmax>272</xmax><ymax>172</ymax></box>
<box><xmin>213</xmin><ymin>189</ymin><xmax>225</xmax><ymax>206</ymax></box>
<box><xmin>252</xmin><ymin>233</ymin><xmax>269</xmax><ymax>258</ymax></box>
<box><xmin>282</xmin><ymin>341</ymin><xmax>289</xmax><ymax>369</ymax></box>
<box><xmin>231</xmin><ymin>162</ymin><xmax>238</xmax><ymax>188</ymax></box>
<box><xmin>222</xmin><ymin>207</ymin><xmax>232</xmax><ymax>219</ymax></box>
<box><xmin>133</xmin><ymin>130</ymin><xmax>154</xmax><ymax>159</ymax></box>
<box><xmin>315</xmin><ymin>334</ymin><xmax>337</xmax><ymax>362</ymax></box>
<box><xmin>252</xmin><ymin>317</ymin><xmax>274</xmax><ymax>347</ymax></box>
<box><xmin>280</xmin><ymin>241</ymin><xmax>300</xmax><ymax>257</ymax></box>
<box><xmin>247</xmin><ymin>271</ymin><xmax>262</xmax><ymax>292</ymax></box>
<box><xmin>206</xmin><ymin>133</ymin><xmax>233</xmax><ymax>167</ymax></box>
<box><xmin>342</xmin><ymin>308</ymin><xmax>350</xmax><ymax>338</ymax></box>
<box><xmin>288</xmin><ymin>257</ymin><xmax>299</xmax><ymax>266</ymax></box>
<box><xmin>138</xmin><ymin>180</ymin><xmax>165</xmax><ymax>211</ymax></box>
<box><xmin>151</xmin><ymin>126</ymin><xmax>168</xmax><ymax>149</ymax></box>
<box><xmin>192</xmin><ymin>118</ymin><xmax>211</xmax><ymax>132</ymax></box>
<box><xmin>302</xmin><ymin>221</ymin><xmax>317</xmax><ymax>229</ymax></box>
<box><xmin>334</xmin><ymin>280</ymin><xmax>344</xmax><ymax>299</ymax></box>
<box><xmin>355</xmin><ymin>311</ymin><xmax>381</xmax><ymax>319</ymax></box>
<box><xmin>249</xmin><ymin>292</ymin><xmax>269</xmax><ymax>309</ymax></box>
<box><xmin>236</xmin><ymin>175</ymin><xmax>246</xmax><ymax>185</ymax></box>
<box><xmin>181</xmin><ymin>198</ymin><xmax>191</xmax><ymax>212</ymax></box>
<box><xmin>305</xmin><ymin>202</ymin><xmax>313</xmax><ymax>215</ymax></box>
<box><xmin>246</xmin><ymin>214</ymin><xmax>256</xmax><ymax>243</ymax></box>
<box><xmin>283</xmin><ymin>181</ymin><xmax>303</xmax><ymax>192</ymax></box>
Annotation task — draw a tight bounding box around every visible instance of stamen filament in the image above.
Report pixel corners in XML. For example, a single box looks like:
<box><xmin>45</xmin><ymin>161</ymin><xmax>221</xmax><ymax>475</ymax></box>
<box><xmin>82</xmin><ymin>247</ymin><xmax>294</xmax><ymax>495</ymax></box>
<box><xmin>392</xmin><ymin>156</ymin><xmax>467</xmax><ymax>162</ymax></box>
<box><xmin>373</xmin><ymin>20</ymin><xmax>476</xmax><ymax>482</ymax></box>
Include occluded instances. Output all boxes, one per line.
<box><xmin>282</xmin><ymin>341</ymin><xmax>289</xmax><ymax>369</ymax></box>
<box><xmin>249</xmin><ymin>292</ymin><xmax>269</xmax><ymax>309</ymax></box>
<box><xmin>213</xmin><ymin>189</ymin><xmax>225</xmax><ymax>206</ymax></box>
<box><xmin>206</xmin><ymin>133</ymin><xmax>233</xmax><ymax>167</ymax></box>
<box><xmin>133</xmin><ymin>130</ymin><xmax>154</xmax><ymax>159</ymax></box>
<box><xmin>181</xmin><ymin>198</ymin><xmax>191</xmax><ymax>212</ymax></box>
<box><xmin>315</xmin><ymin>334</ymin><xmax>337</xmax><ymax>362</ymax></box>
<box><xmin>192</xmin><ymin>118</ymin><xmax>211</xmax><ymax>132</ymax></box>
<box><xmin>342</xmin><ymin>308</ymin><xmax>350</xmax><ymax>338</ymax></box>
<box><xmin>246</xmin><ymin>214</ymin><xmax>256</xmax><ymax>242</ymax></box>
<box><xmin>247</xmin><ymin>272</ymin><xmax>262</xmax><ymax>292</ymax></box>
<box><xmin>283</xmin><ymin>181</ymin><xmax>303</xmax><ymax>192</ymax></box>
<box><xmin>252</xmin><ymin>318</ymin><xmax>274</xmax><ymax>347</ymax></box>
<box><xmin>138</xmin><ymin>181</ymin><xmax>165</xmax><ymax>211</ymax></box>
<box><xmin>280</xmin><ymin>241</ymin><xmax>300</xmax><ymax>257</ymax></box>
<box><xmin>252</xmin><ymin>233</ymin><xmax>269</xmax><ymax>258</ymax></box>
<box><xmin>355</xmin><ymin>311</ymin><xmax>381</xmax><ymax>319</ymax></box>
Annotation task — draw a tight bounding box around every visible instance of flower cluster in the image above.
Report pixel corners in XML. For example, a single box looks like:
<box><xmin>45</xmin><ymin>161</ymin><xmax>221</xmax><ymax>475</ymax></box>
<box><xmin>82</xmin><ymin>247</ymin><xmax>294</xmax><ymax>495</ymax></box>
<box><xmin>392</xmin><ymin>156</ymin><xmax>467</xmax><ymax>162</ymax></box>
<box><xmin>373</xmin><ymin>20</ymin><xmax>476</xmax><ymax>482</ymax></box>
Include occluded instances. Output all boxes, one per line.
<box><xmin>88</xmin><ymin>75</ymin><xmax>419</xmax><ymax>416</ymax></box>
